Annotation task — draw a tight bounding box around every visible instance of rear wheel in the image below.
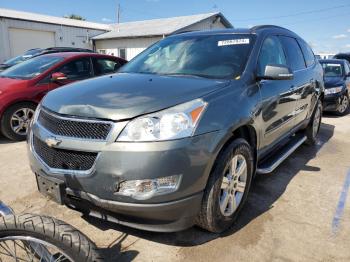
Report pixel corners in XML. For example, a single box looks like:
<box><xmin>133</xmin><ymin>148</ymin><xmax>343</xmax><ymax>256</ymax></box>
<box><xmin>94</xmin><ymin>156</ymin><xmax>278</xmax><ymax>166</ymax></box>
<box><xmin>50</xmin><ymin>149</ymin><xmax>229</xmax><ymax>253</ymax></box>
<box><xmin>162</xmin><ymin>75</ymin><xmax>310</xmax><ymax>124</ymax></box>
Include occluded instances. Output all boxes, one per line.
<box><xmin>305</xmin><ymin>99</ymin><xmax>322</xmax><ymax>145</ymax></box>
<box><xmin>196</xmin><ymin>138</ymin><xmax>253</xmax><ymax>233</ymax></box>
<box><xmin>335</xmin><ymin>93</ymin><xmax>349</xmax><ymax>116</ymax></box>
<box><xmin>0</xmin><ymin>214</ymin><xmax>103</xmax><ymax>261</ymax></box>
<box><xmin>0</xmin><ymin>102</ymin><xmax>36</xmax><ymax>141</ymax></box>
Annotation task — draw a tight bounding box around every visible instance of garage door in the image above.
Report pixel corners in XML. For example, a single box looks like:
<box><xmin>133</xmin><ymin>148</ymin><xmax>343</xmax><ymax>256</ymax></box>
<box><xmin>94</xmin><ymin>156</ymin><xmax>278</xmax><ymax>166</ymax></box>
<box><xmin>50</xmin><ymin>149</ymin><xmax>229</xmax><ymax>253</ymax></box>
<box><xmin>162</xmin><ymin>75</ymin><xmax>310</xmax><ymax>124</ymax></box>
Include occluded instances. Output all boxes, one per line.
<box><xmin>9</xmin><ymin>28</ymin><xmax>55</xmax><ymax>57</ymax></box>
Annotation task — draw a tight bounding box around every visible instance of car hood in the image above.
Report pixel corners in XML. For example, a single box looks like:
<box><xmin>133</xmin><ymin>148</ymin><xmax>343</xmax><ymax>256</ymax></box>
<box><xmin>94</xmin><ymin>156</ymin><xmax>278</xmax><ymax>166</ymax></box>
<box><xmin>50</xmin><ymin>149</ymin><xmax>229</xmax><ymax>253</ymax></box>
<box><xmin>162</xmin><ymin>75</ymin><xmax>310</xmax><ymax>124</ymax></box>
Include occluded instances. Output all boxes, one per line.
<box><xmin>42</xmin><ymin>73</ymin><xmax>230</xmax><ymax>121</ymax></box>
<box><xmin>324</xmin><ymin>77</ymin><xmax>344</xmax><ymax>88</ymax></box>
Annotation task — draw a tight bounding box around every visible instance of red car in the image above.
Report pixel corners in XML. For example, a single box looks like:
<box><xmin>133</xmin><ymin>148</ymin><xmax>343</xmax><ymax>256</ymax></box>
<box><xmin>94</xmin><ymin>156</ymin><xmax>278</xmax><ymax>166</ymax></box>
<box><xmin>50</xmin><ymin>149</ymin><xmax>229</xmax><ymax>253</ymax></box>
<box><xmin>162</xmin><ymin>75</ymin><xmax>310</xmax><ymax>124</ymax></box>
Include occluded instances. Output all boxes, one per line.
<box><xmin>0</xmin><ymin>52</ymin><xmax>126</xmax><ymax>141</ymax></box>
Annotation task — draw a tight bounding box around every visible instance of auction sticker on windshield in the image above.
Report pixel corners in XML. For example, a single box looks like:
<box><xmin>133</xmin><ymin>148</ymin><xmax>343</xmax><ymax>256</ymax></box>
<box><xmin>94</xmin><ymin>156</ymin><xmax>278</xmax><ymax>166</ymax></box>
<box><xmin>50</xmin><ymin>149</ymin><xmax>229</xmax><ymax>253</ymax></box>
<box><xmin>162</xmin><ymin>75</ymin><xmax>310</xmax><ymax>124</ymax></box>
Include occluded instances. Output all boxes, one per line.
<box><xmin>218</xmin><ymin>38</ymin><xmax>250</xmax><ymax>46</ymax></box>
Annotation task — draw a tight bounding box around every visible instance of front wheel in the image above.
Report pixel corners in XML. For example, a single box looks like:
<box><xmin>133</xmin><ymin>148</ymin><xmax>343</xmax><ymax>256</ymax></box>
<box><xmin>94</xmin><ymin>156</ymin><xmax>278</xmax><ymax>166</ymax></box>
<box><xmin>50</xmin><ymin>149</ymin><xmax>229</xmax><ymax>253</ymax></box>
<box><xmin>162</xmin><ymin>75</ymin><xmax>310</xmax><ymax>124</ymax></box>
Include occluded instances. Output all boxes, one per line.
<box><xmin>0</xmin><ymin>214</ymin><xmax>103</xmax><ymax>262</ymax></box>
<box><xmin>196</xmin><ymin>138</ymin><xmax>253</xmax><ymax>233</ymax></box>
<box><xmin>335</xmin><ymin>93</ymin><xmax>349</xmax><ymax>116</ymax></box>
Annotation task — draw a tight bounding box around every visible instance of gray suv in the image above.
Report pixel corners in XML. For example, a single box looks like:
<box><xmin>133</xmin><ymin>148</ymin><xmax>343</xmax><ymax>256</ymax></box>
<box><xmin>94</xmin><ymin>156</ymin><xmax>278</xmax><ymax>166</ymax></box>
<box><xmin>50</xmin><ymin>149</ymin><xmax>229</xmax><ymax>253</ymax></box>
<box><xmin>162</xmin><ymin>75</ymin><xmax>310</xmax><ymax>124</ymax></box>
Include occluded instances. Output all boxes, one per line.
<box><xmin>28</xmin><ymin>26</ymin><xmax>324</xmax><ymax>233</ymax></box>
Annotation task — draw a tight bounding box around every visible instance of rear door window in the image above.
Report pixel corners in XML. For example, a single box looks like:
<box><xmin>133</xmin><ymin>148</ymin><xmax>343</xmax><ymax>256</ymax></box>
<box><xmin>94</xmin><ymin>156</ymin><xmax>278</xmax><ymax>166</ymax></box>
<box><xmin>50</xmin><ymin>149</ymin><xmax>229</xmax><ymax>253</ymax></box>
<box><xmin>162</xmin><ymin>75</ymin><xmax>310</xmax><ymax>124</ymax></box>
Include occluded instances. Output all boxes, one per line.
<box><xmin>279</xmin><ymin>36</ymin><xmax>306</xmax><ymax>71</ymax></box>
<box><xmin>257</xmin><ymin>36</ymin><xmax>287</xmax><ymax>75</ymax></box>
<box><xmin>93</xmin><ymin>58</ymin><xmax>121</xmax><ymax>76</ymax></box>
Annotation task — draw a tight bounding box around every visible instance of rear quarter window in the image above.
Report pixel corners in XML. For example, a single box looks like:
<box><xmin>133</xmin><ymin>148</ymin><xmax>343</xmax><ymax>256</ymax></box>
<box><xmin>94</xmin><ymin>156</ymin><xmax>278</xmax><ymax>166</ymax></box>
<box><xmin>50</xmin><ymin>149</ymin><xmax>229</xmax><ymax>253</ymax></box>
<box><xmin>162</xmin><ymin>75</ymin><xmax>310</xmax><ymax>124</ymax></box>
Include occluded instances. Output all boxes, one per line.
<box><xmin>298</xmin><ymin>40</ymin><xmax>315</xmax><ymax>67</ymax></box>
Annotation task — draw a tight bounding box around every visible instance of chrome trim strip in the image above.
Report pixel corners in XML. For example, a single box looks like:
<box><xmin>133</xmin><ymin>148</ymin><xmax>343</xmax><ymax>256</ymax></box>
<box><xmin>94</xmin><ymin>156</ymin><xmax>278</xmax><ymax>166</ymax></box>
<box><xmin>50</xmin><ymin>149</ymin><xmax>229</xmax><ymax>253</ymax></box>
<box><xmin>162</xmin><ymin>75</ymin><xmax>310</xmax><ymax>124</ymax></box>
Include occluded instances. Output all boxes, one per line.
<box><xmin>39</xmin><ymin>108</ymin><xmax>115</xmax><ymax>142</ymax></box>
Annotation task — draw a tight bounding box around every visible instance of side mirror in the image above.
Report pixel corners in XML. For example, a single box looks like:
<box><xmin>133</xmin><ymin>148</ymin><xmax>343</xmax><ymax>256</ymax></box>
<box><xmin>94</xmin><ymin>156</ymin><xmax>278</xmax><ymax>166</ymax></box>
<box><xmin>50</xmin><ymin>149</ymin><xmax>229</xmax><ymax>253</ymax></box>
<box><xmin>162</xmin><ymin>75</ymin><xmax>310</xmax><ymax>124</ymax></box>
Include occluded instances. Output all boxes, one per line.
<box><xmin>51</xmin><ymin>72</ymin><xmax>68</xmax><ymax>82</ymax></box>
<box><xmin>257</xmin><ymin>64</ymin><xmax>294</xmax><ymax>80</ymax></box>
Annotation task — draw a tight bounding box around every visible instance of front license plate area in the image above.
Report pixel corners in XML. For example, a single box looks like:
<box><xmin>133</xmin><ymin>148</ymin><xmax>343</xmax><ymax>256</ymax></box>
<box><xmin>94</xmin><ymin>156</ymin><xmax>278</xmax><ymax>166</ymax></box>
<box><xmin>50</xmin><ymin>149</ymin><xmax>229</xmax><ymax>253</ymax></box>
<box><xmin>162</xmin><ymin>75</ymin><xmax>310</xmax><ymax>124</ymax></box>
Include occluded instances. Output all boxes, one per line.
<box><xmin>36</xmin><ymin>174</ymin><xmax>65</xmax><ymax>204</ymax></box>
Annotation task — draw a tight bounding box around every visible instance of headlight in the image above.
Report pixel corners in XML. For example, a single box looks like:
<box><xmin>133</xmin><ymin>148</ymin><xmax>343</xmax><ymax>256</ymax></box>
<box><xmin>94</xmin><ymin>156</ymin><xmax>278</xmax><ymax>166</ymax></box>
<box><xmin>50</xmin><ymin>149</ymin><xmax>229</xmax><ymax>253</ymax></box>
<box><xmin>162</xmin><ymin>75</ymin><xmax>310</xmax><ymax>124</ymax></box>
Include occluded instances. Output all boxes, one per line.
<box><xmin>325</xmin><ymin>86</ymin><xmax>343</xmax><ymax>95</ymax></box>
<box><xmin>117</xmin><ymin>99</ymin><xmax>207</xmax><ymax>142</ymax></box>
<box><xmin>117</xmin><ymin>175</ymin><xmax>181</xmax><ymax>200</ymax></box>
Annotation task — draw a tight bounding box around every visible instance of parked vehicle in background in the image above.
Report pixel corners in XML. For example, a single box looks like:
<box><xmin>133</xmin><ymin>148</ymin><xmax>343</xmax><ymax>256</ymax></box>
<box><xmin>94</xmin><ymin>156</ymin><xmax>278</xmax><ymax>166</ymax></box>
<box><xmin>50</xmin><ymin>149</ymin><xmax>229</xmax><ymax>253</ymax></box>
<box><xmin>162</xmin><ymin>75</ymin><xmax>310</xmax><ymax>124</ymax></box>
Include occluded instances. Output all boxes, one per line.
<box><xmin>28</xmin><ymin>26</ymin><xmax>324</xmax><ymax>233</ymax></box>
<box><xmin>319</xmin><ymin>59</ymin><xmax>350</xmax><ymax>115</ymax></box>
<box><xmin>0</xmin><ymin>52</ymin><xmax>127</xmax><ymax>141</ymax></box>
<box><xmin>0</xmin><ymin>47</ymin><xmax>95</xmax><ymax>72</ymax></box>
<box><xmin>334</xmin><ymin>53</ymin><xmax>350</xmax><ymax>63</ymax></box>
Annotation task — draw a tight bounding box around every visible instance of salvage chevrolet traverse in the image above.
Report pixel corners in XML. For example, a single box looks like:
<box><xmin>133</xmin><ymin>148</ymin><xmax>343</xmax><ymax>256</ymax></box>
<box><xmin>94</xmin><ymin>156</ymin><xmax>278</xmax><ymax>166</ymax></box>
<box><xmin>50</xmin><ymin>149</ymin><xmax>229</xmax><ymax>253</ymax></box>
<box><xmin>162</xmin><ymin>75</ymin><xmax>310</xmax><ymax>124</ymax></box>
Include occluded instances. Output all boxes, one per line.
<box><xmin>28</xmin><ymin>26</ymin><xmax>324</xmax><ymax>233</ymax></box>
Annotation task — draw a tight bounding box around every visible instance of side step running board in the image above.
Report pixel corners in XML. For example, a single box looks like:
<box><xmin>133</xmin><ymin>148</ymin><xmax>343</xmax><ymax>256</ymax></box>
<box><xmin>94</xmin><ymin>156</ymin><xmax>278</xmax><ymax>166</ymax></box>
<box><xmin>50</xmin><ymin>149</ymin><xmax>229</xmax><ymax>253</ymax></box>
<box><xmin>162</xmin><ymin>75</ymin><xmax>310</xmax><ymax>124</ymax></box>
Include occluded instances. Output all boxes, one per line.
<box><xmin>257</xmin><ymin>135</ymin><xmax>306</xmax><ymax>174</ymax></box>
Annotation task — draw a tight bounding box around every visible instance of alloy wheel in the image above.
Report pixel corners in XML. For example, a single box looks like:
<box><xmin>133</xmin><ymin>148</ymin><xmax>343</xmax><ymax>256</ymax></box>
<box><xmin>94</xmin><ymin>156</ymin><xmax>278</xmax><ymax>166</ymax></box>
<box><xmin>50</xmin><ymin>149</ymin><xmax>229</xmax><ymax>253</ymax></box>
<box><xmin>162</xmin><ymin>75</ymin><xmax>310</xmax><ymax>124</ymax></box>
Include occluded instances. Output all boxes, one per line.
<box><xmin>338</xmin><ymin>95</ymin><xmax>349</xmax><ymax>114</ymax></box>
<box><xmin>10</xmin><ymin>108</ymin><xmax>35</xmax><ymax>136</ymax></box>
<box><xmin>219</xmin><ymin>154</ymin><xmax>247</xmax><ymax>217</ymax></box>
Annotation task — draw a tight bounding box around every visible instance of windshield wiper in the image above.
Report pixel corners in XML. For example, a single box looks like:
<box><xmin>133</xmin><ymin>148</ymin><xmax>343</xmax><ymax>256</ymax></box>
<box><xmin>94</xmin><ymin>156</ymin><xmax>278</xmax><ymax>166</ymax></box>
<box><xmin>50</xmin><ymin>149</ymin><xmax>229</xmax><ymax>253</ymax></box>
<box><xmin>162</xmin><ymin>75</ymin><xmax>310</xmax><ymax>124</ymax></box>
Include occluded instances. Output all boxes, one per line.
<box><xmin>161</xmin><ymin>73</ymin><xmax>214</xmax><ymax>79</ymax></box>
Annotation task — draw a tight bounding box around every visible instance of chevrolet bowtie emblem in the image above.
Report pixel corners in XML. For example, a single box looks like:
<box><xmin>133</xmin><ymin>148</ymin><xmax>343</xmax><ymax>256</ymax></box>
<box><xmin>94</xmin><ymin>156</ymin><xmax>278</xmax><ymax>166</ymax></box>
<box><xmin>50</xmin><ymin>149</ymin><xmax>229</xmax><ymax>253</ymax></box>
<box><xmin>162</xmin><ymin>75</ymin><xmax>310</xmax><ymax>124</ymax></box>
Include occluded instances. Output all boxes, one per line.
<box><xmin>45</xmin><ymin>137</ymin><xmax>62</xmax><ymax>147</ymax></box>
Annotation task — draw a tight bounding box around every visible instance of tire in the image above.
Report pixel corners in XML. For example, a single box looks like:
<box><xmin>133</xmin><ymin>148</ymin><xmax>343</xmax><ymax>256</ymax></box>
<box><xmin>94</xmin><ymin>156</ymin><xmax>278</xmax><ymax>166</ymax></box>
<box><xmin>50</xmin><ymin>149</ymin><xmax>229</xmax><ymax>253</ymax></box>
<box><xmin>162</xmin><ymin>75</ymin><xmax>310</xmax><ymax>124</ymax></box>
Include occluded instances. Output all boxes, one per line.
<box><xmin>0</xmin><ymin>102</ymin><xmax>36</xmax><ymax>141</ymax></box>
<box><xmin>305</xmin><ymin>99</ymin><xmax>322</xmax><ymax>145</ymax></box>
<box><xmin>196</xmin><ymin>138</ymin><xmax>254</xmax><ymax>233</ymax></box>
<box><xmin>335</xmin><ymin>93</ymin><xmax>349</xmax><ymax>116</ymax></box>
<box><xmin>0</xmin><ymin>214</ymin><xmax>103</xmax><ymax>262</ymax></box>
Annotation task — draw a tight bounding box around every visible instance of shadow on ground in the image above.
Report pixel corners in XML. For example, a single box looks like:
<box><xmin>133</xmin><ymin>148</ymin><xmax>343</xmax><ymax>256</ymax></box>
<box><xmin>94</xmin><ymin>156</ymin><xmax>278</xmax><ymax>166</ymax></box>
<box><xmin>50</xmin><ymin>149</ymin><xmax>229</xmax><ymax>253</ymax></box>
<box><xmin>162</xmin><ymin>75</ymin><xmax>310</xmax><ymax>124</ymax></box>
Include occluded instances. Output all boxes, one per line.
<box><xmin>0</xmin><ymin>134</ymin><xmax>16</xmax><ymax>145</ymax></box>
<box><xmin>82</xmin><ymin>122</ymin><xmax>335</xmax><ymax>260</ymax></box>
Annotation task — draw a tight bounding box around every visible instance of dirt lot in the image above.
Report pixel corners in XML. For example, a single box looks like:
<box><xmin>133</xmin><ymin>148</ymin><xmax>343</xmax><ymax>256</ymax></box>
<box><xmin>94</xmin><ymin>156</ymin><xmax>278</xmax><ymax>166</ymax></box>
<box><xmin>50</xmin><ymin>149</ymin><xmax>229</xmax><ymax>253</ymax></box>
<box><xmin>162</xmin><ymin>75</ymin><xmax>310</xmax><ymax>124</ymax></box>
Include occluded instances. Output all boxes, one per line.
<box><xmin>0</xmin><ymin>113</ymin><xmax>349</xmax><ymax>262</ymax></box>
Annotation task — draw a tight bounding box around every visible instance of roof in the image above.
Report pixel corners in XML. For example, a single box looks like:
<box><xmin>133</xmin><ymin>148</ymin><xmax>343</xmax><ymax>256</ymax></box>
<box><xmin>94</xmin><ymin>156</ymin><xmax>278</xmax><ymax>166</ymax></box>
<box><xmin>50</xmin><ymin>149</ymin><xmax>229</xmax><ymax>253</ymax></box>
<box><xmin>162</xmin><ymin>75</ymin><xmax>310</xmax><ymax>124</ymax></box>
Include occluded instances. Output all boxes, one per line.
<box><xmin>93</xmin><ymin>12</ymin><xmax>232</xmax><ymax>40</ymax></box>
<box><xmin>0</xmin><ymin>8</ymin><xmax>111</xmax><ymax>31</ymax></box>
<box><xmin>42</xmin><ymin>52</ymin><xmax>116</xmax><ymax>58</ymax></box>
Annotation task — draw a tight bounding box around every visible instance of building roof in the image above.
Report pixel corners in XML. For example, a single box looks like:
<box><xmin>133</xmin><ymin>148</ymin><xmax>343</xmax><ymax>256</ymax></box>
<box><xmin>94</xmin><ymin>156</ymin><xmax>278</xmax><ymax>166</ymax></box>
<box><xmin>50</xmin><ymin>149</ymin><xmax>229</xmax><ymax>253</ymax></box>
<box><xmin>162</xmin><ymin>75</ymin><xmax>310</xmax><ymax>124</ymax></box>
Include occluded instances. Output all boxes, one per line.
<box><xmin>93</xmin><ymin>12</ymin><xmax>233</xmax><ymax>40</ymax></box>
<box><xmin>0</xmin><ymin>8</ymin><xmax>111</xmax><ymax>31</ymax></box>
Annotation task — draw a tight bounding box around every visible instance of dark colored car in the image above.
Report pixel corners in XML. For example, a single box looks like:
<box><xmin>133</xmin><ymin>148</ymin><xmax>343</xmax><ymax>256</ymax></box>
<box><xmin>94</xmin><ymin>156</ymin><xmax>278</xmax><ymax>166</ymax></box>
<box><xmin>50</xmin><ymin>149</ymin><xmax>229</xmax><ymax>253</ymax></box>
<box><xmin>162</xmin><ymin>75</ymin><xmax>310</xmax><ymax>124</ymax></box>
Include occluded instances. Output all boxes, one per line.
<box><xmin>334</xmin><ymin>52</ymin><xmax>350</xmax><ymax>63</ymax></box>
<box><xmin>0</xmin><ymin>52</ymin><xmax>127</xmax><ymax>141</ymax></box>
<box><xmin>28</xmin><ymin>26</ymin><xmax>324</xmax><ymax>233</ymax></box>
<box><xmin>319</xmin><ymin>59</ymin><xmax>350</xmax><ymax>115</ymax></box>
<box><xmin>0</xmin><ymin>47</ymin><xmax>95</xmax><ymax>72</ymax></box>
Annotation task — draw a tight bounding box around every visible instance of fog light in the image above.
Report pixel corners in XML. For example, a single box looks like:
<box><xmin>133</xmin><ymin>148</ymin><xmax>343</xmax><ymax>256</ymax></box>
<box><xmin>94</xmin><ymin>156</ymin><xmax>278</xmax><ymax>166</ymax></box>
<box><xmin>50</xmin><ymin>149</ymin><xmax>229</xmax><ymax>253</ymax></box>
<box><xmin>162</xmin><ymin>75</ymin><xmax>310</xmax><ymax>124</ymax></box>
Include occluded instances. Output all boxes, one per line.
<box><xmin>117</xmin><ymin>175</ymin><xmax>181</xmax><ymax>200</ymax></box>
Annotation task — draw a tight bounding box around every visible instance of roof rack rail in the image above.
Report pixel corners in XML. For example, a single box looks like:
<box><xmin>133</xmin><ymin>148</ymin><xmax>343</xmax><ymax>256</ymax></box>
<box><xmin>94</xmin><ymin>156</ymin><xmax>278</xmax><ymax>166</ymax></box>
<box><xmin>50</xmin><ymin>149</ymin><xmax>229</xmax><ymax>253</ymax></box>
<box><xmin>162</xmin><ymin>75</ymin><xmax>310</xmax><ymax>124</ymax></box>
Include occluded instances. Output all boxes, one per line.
<box><xmin>170</xmin><ymin>30</ymin><xmax>199</xmax><ymax>36</ymax></box>
<box><xmin>250</xmin><ymin>25</ymin><xmax>290</xmax><ymax>32</ymax></box>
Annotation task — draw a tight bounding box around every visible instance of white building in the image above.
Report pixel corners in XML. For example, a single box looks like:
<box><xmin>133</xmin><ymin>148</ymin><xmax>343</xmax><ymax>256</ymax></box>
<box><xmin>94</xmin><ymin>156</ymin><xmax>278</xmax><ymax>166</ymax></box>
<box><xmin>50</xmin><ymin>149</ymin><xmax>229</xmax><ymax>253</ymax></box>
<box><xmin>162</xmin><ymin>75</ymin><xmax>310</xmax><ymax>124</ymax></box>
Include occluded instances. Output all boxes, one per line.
<box><xmin>315</xmin><ymin>53</ymin><xmax>336</xmax><ymax>59</ymax></box>
<box><xmin>0</xmin><ymin>8</ymin><xmax>110</xmax><ymax>62</ymax></box>
<box><xmin>93</xmin><ymin>13</ymin><xmax>233</xmax><ymax>61</ymax></box>
<box><xmin>0</xmin><ymin>9</ymin><xmax>232</xmax><ymax>63</ymax></box>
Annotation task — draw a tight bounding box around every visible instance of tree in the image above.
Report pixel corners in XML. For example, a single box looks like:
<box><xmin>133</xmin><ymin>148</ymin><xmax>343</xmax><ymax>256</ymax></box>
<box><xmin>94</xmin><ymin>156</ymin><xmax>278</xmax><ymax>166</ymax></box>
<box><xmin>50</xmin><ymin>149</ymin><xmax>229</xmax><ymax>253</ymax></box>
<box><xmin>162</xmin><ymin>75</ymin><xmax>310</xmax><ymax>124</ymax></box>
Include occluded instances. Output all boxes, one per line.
<box><xmin>64</xmin><ymin>14</ymin><xmax>86</xmax><ymax>21</ymax></box>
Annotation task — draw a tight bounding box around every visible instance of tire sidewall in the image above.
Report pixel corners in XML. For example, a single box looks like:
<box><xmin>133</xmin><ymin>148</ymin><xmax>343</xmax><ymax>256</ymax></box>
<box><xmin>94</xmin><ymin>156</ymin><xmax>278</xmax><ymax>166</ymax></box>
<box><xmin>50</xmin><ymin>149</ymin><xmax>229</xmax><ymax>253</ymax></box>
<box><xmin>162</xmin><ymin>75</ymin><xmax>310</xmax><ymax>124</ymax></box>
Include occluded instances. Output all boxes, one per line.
<box><xmin>306</xmin><ymin>99</ymin><xmax>322</xmax><ymax>144</ymax></box>
<box><xmin>203</xmin><ymin>139</ymin><xmax>254</xmax><ymax>232</ymax></box>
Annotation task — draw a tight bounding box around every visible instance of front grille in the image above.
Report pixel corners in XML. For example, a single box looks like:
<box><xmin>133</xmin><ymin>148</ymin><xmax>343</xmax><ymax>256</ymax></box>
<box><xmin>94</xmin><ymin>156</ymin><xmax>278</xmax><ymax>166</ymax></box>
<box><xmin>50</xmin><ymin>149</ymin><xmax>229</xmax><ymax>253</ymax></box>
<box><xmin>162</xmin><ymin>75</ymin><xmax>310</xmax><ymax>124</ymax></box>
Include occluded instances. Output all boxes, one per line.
<box><xmin>33</xmin><ymin>136</ymin><xmax>97</xmax><ymax>171</ymax></box>
<box><xmin>38</xmin><ymin>109</ymin><xmax>112</xmax><ymax>140</ymax></box>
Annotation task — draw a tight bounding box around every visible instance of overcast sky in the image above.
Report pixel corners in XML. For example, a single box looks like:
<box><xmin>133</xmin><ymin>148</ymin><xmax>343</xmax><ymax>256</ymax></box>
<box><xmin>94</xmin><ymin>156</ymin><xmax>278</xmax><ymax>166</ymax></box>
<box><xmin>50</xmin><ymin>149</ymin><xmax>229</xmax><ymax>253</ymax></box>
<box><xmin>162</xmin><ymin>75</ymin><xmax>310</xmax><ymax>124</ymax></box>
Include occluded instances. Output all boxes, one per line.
<box><xmin>1</xmin><ymin>0</ymin><xmax>349</xmax><ymax>54</ymax></box>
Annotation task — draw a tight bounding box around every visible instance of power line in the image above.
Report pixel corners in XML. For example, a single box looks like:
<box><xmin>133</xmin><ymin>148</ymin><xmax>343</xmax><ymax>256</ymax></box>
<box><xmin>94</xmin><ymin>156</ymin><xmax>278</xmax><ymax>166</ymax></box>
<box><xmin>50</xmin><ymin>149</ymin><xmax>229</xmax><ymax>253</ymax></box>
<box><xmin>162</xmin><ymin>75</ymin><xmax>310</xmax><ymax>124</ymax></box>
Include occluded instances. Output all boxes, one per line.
<box><xmin>231</xmin><ymin>3</ymin><xmax>350</xmax><ymax>22</ymax></box>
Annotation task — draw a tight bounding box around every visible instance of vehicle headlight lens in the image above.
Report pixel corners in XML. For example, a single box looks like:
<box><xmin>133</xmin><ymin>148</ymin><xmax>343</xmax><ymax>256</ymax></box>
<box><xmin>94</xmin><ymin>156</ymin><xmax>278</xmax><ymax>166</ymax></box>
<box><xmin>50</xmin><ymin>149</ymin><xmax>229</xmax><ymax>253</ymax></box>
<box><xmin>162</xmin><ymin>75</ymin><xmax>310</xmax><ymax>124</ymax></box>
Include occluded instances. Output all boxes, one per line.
<box><xmin>117</xmin><ymin>99</ymin><xmax>207</xmax><ymax>142</ymax></box>
<box><xmin>325</xmin><ymin>86</ymin><xmax>343</xmax><ymax>95</ymax></box>
<box><xmin>117</xmin><ymin>175</ymin><xmax>182</xmax><ymax>200</ymax></box>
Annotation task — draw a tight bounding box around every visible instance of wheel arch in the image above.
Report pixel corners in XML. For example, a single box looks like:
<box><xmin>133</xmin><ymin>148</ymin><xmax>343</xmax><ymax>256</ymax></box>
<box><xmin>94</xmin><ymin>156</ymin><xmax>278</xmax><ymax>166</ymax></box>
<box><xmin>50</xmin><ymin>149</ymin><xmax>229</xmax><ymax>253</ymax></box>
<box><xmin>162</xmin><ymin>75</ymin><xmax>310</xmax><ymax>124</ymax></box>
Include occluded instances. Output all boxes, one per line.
<box><xmin>0</xmin><ymin>100</ymin><xmax>38</xmax><ymax>119</ymax></box>
<box><xmin>207</xmin><ymin>124</ymin><xmax>258</xmax><ymax>183</ymax></box>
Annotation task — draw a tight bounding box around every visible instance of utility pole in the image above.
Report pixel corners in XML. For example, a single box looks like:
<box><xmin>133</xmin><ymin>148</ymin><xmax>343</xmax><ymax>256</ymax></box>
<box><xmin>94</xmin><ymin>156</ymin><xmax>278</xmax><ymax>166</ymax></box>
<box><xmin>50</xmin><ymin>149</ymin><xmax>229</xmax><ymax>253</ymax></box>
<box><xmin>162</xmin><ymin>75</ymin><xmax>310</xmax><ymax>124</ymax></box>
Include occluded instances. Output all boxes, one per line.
<box><xmin>117</xmin><ymin>2</ymin><xmax>121</xmax><ymax>24</ymax></box>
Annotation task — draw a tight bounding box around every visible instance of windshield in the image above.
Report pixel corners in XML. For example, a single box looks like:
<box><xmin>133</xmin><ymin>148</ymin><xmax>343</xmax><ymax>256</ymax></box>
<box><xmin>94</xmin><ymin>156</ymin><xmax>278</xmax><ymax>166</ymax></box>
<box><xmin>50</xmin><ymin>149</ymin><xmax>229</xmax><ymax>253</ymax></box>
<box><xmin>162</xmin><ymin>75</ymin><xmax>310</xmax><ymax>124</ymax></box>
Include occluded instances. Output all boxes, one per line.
<box><xmin>321</xmin><ymin>62</ymin><xmax>343</xmax><ymax>77</ymax></box>
<box><xmin>2</xmin><ymin>49</ymin><xmax>43</xmax><ymax>66</ymax></box>
<box><xmin>120</xmin><ymin>34</ymin><xmax>255</xmax><ymax>79</ymax></box>
<box><xmin>0</xmin><ymin>56</ymin><xmax>64</xmax><ymax>79</ymax></box>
